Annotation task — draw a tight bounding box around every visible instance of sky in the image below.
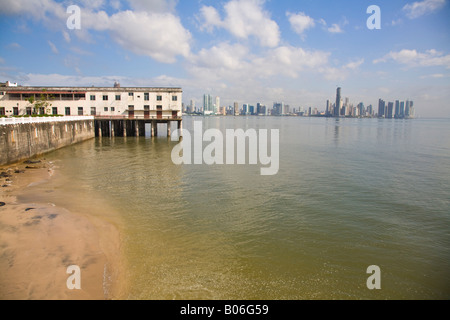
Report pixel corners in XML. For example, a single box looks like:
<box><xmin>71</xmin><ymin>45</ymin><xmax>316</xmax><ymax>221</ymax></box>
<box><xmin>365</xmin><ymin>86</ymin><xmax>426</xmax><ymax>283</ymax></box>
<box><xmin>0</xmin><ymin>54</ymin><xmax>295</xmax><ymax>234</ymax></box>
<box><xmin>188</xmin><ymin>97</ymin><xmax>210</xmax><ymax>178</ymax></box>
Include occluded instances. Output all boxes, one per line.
<box><xmin>0</xmin><ymin>0</ymin><xmax>449</xmax><ymax>117</ymax></box>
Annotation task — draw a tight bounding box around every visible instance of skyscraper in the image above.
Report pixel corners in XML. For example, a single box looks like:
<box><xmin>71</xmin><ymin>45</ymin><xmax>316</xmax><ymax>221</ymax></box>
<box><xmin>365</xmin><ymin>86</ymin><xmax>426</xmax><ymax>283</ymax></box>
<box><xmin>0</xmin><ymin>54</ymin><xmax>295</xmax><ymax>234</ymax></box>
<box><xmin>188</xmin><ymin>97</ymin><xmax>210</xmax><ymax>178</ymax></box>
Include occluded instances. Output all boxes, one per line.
<box><xmin>215</xmin><ymin>96</ymin><xmax>220</xmax><ymax>114</ymax></box>
<box><xmin>400</xmin><ymin>101</ymin><xmax>405</xmax><ymax>118</ymax></box>
<box><xmin>378</xmin><ymin>99</ymin><xmax>385</xmax><ymax>118</ymax></box>
<box><xmin>234</xmin><ymin>102</ymin><xmax>239</xmax><ymax>116</ymax></box>
<box><xmin>395</xmin><ymin>100</ymin><xmax>400</xmax><ymax>118</ymax></box>
<box><xmin>334</xmin><ymin>87</ymin><xmax>341</xmax><ymax>117</ymax></box>
<box><xmin>387</xmin><ymin>102</ymin><xmax>394</xmax><ymax>119</ymax></box>
<box><xmin>203</xmin><ymin>94</ymin><xmax>213</xmax><ymax>115</ymax></box>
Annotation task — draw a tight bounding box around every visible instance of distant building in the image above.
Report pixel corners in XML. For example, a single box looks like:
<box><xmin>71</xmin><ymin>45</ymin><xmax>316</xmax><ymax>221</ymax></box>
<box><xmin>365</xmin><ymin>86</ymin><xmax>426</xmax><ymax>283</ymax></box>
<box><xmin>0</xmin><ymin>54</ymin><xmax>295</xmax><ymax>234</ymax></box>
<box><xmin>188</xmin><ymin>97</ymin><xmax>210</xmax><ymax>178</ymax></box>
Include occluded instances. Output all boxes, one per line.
<box><xmin>386</xmin><ymin>102</ymin><xmax>394</xmax><ymax>119</ymax></box>
<box><xmin>334</xmin><ymin>87</ymin><xmax>341</xmax><ymax>117</ymax></box>
<box><xmin>234</xmin><ymin>102</ymin><xmax>239</xmax><ymax>116</ymax></box>
<box><xmin>378</xmin><ymin>99</ymin><xmax>385</xmax><ymax>118</ymax></box>
<box><xmin>203</xmin><ymin>94</ymin><xmax>214</xmax><ymax>115</ymax></box>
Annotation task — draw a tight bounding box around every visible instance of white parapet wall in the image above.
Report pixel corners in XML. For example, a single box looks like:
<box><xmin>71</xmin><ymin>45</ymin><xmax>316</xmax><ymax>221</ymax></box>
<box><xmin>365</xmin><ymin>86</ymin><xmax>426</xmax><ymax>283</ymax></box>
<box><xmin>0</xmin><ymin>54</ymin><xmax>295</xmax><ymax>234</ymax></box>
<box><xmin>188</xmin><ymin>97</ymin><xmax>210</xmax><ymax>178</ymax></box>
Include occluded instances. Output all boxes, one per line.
<box><xmin>0</xmin><ymin>116</ymin><xmax>94</xmax><ymax>126</ymax></box>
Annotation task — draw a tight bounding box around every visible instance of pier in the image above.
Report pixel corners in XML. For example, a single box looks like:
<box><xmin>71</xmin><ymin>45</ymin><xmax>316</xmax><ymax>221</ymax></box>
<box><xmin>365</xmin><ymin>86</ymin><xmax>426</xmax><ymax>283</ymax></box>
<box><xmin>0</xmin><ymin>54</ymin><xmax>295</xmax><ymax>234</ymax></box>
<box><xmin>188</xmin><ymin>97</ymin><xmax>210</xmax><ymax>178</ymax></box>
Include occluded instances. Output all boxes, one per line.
<box><xmin>94</xmin><ymin>116</ymin><xmax>182</xmax><ymax>138</ymax></box>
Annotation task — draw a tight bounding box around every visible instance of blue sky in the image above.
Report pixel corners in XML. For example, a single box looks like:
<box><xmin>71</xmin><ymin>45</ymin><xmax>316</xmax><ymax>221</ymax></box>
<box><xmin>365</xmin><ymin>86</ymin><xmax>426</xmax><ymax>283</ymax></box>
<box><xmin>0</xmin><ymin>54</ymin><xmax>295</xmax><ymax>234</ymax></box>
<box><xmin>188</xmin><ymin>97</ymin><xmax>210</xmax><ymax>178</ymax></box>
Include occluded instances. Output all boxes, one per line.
<box><xmin>0</xmin><ymin>0</ymin><xmax>449</xmax><ymax>117</ymax></box>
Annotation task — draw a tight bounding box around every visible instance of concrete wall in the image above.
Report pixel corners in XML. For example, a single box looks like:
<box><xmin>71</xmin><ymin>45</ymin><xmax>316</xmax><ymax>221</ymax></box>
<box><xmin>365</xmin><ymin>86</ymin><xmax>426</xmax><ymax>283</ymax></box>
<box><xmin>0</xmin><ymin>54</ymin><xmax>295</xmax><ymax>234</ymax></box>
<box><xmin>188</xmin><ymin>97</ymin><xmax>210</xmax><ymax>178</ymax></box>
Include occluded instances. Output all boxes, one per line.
<box><xmin>0</xmin><ymin>120</ymin><xmax>94</xmax><ymax>166</ymax></box>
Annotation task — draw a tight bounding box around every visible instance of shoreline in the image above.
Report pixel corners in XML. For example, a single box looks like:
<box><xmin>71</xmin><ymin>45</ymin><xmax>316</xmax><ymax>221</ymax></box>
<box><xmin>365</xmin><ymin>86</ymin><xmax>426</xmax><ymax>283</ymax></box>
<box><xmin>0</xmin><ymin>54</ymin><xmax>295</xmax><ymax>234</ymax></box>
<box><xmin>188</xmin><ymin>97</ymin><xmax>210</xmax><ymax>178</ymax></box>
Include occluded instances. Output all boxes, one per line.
<box><xmin>0</xmin><ymin>158</ymin><xmax>127</xmax><ymax>300</ymax></box>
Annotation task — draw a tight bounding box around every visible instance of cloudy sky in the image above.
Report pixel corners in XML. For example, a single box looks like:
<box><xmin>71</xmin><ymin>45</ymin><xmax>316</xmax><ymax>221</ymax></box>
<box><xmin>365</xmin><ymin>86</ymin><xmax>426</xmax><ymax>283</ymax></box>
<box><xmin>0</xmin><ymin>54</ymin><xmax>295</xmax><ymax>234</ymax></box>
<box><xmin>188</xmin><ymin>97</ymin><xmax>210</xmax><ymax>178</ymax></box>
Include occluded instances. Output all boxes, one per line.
<box><xmin>0</xmin><ymin>0</ymin><xmax>449</xmax><ymax>117</ymax></box>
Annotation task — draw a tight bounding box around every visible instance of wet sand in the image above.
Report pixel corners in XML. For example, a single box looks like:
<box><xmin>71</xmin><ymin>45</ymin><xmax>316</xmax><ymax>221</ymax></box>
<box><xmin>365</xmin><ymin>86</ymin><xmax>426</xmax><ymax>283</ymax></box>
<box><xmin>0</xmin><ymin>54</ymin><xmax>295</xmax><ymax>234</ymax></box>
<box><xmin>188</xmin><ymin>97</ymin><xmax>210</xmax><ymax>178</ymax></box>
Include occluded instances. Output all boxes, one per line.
<box><xmin>0</xmin><ymin>159</ymin><xmax>126</xmax><ymax>300</ymax></box>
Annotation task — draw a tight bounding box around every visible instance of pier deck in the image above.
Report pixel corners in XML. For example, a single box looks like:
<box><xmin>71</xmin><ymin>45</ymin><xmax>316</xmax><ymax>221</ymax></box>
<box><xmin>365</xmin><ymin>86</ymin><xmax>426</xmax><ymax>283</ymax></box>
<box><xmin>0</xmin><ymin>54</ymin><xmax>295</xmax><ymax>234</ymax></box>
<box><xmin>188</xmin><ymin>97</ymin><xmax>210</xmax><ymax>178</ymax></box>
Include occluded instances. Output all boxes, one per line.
<box><xmin>94</xmin><ymin>116</ymin><xmax>182</xmax><ymax>138</ymax></box>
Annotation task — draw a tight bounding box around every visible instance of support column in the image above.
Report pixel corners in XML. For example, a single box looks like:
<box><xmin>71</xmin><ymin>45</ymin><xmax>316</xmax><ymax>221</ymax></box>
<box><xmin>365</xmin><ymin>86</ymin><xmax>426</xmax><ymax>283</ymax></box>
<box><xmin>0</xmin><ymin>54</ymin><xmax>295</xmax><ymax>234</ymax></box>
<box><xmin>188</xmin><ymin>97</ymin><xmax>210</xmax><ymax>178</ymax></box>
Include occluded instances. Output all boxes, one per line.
<box><xmin>135</xmin><ymin>121</ymin><xmax>139</xmax><ymax>137</ymax></box>
<box><xmin>123</xmin><ymin>120</ymin><xmax>127</xmax><ymax>137</ymax></box>
<box><xmin>167</xmin><ymin>121</ymin><xmax>171</xmax><ymax>137</ymax></box>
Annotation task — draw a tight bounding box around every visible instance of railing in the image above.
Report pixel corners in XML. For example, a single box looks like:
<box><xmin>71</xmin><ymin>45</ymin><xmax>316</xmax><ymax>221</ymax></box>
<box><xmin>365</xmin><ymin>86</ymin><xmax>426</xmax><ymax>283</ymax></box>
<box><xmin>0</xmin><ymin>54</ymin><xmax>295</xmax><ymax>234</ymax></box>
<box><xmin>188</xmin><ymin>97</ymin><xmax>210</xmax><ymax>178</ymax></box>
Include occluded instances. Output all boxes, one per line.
<box><xmin>94</xmin><ymin>115</ymin><xmax>182</xmax><ymax>120</ymax></box>
<box><xmin>0</xmin><ymin>116</ymin><xmax>95</xmax><ymax>125</ymax></box>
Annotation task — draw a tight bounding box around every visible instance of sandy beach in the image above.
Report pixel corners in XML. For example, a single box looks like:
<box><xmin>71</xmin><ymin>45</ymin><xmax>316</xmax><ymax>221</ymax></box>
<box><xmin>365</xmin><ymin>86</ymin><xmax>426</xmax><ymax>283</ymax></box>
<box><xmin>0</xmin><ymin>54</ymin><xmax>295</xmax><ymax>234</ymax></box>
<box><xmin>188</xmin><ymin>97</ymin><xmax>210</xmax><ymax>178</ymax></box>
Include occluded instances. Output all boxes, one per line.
<box><xmin>0</xmin><ymin>159</ymin><xmax>126</xmax><ymax>300</ymax></box>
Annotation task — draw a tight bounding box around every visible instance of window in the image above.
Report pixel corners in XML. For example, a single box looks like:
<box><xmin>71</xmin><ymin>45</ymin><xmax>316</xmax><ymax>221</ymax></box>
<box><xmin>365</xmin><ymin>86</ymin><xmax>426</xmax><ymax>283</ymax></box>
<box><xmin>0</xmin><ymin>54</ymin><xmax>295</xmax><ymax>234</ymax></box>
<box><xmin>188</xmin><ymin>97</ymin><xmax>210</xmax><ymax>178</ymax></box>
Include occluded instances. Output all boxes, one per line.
<box><xmin>157</xmin><ymin>95</ymin><xmax>162</xmax><ymax>101</ymax></box>
<box><xmin>111</xmin><ymin>107</ymin><xmax>115</xmax><ymax>112</ymax></box>
<box><xmin>115</xmin><ymin>95</ymin><xmax>121</xmax><ymax>101</ymax></box>
<box><xmin>144</xmin><ymin>93</ymin><xmax>149</xmax><ymax>101</ymax></box>
<box><xmin>172</xmin><ymin>95</ymin><xmax>178</xmax><ymax>101</ymax></box>
<box><xmin>104</xmin><ymin>107</ymin><xmax>108</xmax><ymax>112</ymax></box>
<box><xmin>144</xmin><ymin>105</ymin><xmax>150</xmax><ymax>111</ymax></box>
<box><xmin>90</xmin><ymin>95</ymin><xmax>96</xmax><ymax>101</ymax></box>
<box><xmin>78</xmin><ymin>107</ymin><xmax>83</xmax><ymax>116</ymax></box>
<box><xmin>65</xmin><ymin>107</ymin><xmax>71</xmax><ymax>116</ymax></box>
<box><xmin>13</xmin><ymin>107</ymin><xmax>19</xmax><ymax>116</ymax></box>
<box><xmin>128</xmin><ymin>92</ymin><xmax>134</xmax><ymax>97</ymax></box>
<box><xmin>0</xmin><ymin>92</ymin><xmax>4</xmax><ymax>95</ymax></box>
<box><xmin>103</xmin><ymin>95</ymin><xmax>108</xmax><ymax>101</ymax></box>
<box><xmin>91</xmin><ymin>107</ymin><xmax>96</xmax><ymax>116</ymax></box>
<box><xmin>157</xmin><ymin>105</ymin><xmax>162</xmax><ymax>110</ymax></box>
<box><xmin>52</xmin><ymin>107</ymin><xmax>58</xmax><ymax>115</ymax></box>
<box><xmin>0</xmin><ymin>107</ymin><xmax>5</xmax><ymax>116</ymax></box>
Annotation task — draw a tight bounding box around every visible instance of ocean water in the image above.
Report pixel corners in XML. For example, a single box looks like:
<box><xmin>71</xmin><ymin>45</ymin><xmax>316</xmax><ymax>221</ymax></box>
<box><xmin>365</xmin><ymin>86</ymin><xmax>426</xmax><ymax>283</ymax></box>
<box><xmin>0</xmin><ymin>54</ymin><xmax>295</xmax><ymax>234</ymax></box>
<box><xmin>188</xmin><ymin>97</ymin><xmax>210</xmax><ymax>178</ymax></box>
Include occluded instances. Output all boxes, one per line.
<box><xmin>45</xmin><ymin>116</ymin><xmax>450</xmax><ymax>299</ymax></box>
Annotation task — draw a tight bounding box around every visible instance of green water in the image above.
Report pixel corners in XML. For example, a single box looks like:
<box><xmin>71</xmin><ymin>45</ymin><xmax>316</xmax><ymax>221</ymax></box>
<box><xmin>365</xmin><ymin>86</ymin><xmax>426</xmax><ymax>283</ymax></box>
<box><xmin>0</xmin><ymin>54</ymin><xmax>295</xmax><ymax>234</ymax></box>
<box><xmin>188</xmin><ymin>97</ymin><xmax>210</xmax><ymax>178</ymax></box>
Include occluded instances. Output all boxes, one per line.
<box><xmin>46</xmin><ymin>116</ymin><xmax>450</xmax><ymax>299</ymax></box>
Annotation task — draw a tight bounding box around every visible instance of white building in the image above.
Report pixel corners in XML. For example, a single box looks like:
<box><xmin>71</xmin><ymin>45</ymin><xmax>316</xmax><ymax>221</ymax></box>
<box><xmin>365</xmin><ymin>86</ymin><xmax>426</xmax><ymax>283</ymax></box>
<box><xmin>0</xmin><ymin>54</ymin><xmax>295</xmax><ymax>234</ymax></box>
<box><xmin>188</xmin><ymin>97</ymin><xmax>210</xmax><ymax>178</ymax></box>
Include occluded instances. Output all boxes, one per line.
<box><xmin>0</xmin><ymin>84</ymin><xmax>182</xmax><ymax>119</ymax></box>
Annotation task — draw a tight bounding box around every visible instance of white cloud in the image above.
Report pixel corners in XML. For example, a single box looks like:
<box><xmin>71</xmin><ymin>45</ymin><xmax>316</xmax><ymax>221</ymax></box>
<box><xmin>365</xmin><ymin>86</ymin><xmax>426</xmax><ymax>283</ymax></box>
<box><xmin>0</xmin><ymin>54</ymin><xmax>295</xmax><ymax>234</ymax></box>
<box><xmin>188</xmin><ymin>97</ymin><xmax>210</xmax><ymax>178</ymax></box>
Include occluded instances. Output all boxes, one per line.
<box><xmin>320</xmin><ymin>59</ymin><xmax>364</xmax><ymax>81</ymax></box>
<box><xmin>127</xmin><ymin>0</ymin><xmax>177</xmax><ymax>13</ymax></box>
<box><xmin>199</xmin><ymin>0</ymin><xmax>280</xmax><ymax>48</ymax></box>
<box><xmin>188</xmin><ymin>43</ymin><xmax>249</xmax><ymax>72</ymax></box>
<box><xmin>6</xmin><ymin>42</ymin><xmax>22</xmax><ymax>49</ymax></box>
<box><xmin>255</xmin><ymin>46</ymin><xmax>330</xmax><ymax>78</ymax></box>
<box><xmin>374</xmin><ymin>49</ymin><xmax>450</xmax><ymax>68</ymax></box>
<box><xmin>199</xmin><ymin>6</ymin><xmax>222</xmax><ymax>32</ymax></box>
<box><xmin>287</xmin><ymin>12</ymin><xmax>315</xmax><ymax>39</ymax></box>
<box><xmin>403</xmin><ymin>0</ymin><xmax>446</xmax><ymax>19</ymax></box>
<box><xmin>328</xmin><ymin>23</ymin><xmax>343</xmax><ymax>34</ymax></box>
<box><xmin>0</xmin><ymin>0</ymin><xmax>191</xmax><ymax>64</ymax></box>
<box><xmin>62</xmin><ymin>30</ymin><xmax>71</xmax><ymax>43</ymax></box>
<box><xmin>0</xmin><ymin>57</ymin><xmax>5</xmax><ymax>64</ymax></box>
<box><xmin>107</xmin><ymin>11</ymin><xmax>191</xmax><ymax>63</ymax></box>
<box><xmin>47</xmin><ymin>41</ymin><xmax>59</xmax><ymax>54</ymax></box>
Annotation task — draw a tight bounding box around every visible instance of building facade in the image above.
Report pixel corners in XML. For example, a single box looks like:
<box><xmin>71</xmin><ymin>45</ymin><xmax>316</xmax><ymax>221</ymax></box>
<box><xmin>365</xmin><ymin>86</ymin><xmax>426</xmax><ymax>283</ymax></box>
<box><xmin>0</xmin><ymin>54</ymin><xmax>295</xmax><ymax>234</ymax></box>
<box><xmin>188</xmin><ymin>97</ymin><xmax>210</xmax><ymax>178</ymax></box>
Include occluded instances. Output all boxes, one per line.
<box><xmin>0</xmin><ymin>85</ymin><xmax>182</xmax><ymax>119</ymax></box>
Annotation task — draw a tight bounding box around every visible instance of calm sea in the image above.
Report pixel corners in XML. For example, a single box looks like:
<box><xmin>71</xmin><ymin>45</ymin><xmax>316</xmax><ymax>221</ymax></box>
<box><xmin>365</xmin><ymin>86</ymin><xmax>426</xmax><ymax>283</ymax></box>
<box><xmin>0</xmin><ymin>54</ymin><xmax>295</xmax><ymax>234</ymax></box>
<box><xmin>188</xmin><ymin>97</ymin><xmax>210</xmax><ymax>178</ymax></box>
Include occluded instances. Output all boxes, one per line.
<box><xmin>45</xmin><ymin>116</ymin><xmax>450</xmax><ymax>299</ymax></box>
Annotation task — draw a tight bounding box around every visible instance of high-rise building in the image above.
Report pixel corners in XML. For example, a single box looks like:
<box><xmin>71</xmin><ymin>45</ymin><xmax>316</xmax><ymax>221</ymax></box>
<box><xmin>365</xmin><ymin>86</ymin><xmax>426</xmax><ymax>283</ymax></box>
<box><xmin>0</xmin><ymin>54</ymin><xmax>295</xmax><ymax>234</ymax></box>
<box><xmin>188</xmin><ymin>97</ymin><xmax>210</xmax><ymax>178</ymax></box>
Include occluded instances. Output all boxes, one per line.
<box><xmin>273</xmin><ymin>102</ymin><xmax>284</xmax><ymax>116</ymax></box>
<box><xmin>405</xmin><ymin>100</ymin><xmax>411</xmax><ymax>117</ymax></box>
<box><xmin>378</xmin><ymin>99</ymin><xmax>385</xmax><ymax>118</ymax></box>
<box><xmin>387</xmin><ymin>102</ymin><xmax>394</xmax><ymax>119</ymax></box>
<box><xmin>203</xmin><ymin>94</ymin><xmax>213</xmax><ymax>115</ymax></box>
<box><xmin>215</xmin><ymin>96</ymin><xmax>220</xmax><ymax>114</ymax></box>
<box><xmin>326</xmin><ymin>100</ymin><xmax>331</xmax><ymax>116</ymax></box>
<box><xmin>395</xmin><ymin>100</ymin><xmax>400</xmax><ymax>118</ymax></box>
<box><xmin>234</xmin><ymin>102</ymin><xmax>239</xmax><ymax>116</ymax></box>
<box><xmin>400</xmin><ymin>101</ymin><xmax>405</xmax><ymax>118</ymax></box>
<box><xmin>334</xmin><ymin>87</ymin><xmax>341</xmax><ymax>117</ymax></box>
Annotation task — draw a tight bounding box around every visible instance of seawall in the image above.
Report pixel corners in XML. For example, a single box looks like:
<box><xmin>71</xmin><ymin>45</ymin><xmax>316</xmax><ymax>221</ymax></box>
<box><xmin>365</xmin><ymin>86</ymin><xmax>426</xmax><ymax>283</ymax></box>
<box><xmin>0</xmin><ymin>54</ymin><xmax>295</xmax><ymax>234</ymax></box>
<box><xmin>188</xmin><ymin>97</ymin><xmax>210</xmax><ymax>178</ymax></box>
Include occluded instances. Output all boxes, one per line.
<box><xmin>0</xmin><ymin>118</ymin><xmax>95</xmax><ymax>166</ymax></box>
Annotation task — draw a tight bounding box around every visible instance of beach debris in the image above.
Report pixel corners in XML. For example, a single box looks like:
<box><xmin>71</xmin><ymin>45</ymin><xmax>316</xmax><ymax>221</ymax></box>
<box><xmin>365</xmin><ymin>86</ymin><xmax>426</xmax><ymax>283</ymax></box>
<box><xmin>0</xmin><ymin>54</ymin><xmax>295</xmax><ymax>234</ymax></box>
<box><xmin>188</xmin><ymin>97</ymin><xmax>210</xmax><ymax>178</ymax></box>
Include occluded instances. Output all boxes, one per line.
<box><xmin>14</xmin><ymin>170</ymin><xmax>25</xmax><ymax>174</ymax></box>
<box><xmin>2</xmin><ymin>185</ymin><xmax>8</xmax><ymax>188</ymax></box>
<box><xmin>25</xmin><ymin>166</ymin><xmax>39</xmax><ymax>169</ymax></box>
<box><xmin>0</xmin><ymin>202</ymin><xmax>5</xmax><ymax>207</ymax></box>
<box><xmin>25</xmin><ymin>208</ymin><xmax>35</xmax><ymax>212</ymax></box>
<box><xmin>24</xmin><ymin>160</ymin><xmax>42</xmax><ymax>164</ymax></box>
<box><xmin>0</xmin><ymin>171</ymin><xmax>11</xmax><ymax>178</ymax></box>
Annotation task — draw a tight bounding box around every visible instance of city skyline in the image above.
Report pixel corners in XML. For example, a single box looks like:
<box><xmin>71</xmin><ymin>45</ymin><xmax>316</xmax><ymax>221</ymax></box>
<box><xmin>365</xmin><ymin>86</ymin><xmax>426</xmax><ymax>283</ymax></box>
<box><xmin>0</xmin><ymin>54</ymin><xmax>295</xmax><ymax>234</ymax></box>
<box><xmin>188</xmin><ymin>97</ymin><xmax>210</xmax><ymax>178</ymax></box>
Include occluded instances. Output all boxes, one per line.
<box><xmin>0</xmin><ymin>0</ymin><xmax>449</xmax><ymax>117</ymax></box>
<box><xmin>188</xmin><ymin>86</ymin><xmax>415</xmax><ymax>118</ymax></box>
